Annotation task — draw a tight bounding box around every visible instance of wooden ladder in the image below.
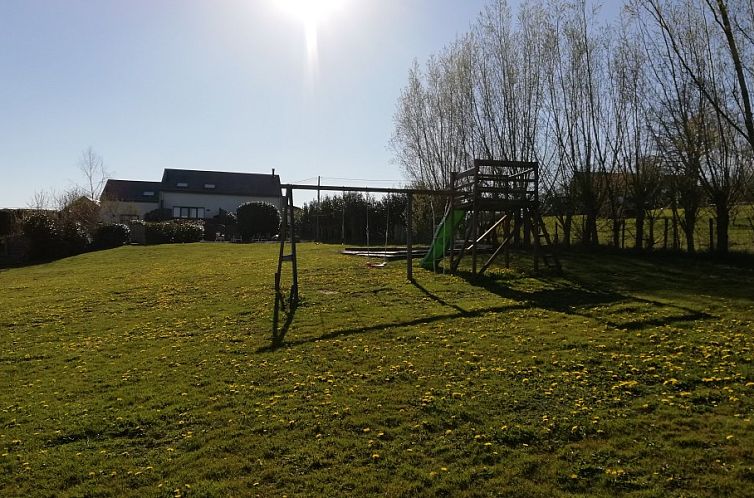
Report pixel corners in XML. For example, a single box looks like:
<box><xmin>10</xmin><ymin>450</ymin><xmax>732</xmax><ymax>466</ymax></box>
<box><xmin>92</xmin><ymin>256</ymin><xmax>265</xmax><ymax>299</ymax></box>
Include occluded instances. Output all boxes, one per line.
<box><xmin>272</xmin><ymin>188</ymin><xmax>299</xmax><ymax>344</ymax></box>
<box><xmin>533</xmin><ymin>214</ymin><xmax>561</xmax><ymax>273</ymax></box>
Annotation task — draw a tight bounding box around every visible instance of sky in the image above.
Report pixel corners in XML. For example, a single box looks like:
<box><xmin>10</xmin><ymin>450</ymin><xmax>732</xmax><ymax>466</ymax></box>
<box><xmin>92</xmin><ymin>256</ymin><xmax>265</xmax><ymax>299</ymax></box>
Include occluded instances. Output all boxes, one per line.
<box><xmin>0</xmin><ymin>0</ymin><xmax>621</xmax><ymax>208</ymax></box>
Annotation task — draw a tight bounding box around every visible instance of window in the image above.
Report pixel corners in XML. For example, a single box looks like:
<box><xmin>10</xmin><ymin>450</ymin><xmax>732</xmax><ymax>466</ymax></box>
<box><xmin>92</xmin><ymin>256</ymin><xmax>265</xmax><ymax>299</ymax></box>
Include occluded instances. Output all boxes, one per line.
<box><xmin>177</xmin><ymin>182</ymin><xmax>188</xmax><ymax>188</ymax></box>
<box><xmin>204</xmin><ymin>183</ymin><xmax>216</xmax><ymax>189</ymax></box>
<box><xmin>173</xmin><ymin>206</ymin><xmax>205</xmax><ymax>219</ymax></box>
<box><xmin>143</xmin><ymin>191</ymin><xmax>155</xmax><ymax>197</ymax></box>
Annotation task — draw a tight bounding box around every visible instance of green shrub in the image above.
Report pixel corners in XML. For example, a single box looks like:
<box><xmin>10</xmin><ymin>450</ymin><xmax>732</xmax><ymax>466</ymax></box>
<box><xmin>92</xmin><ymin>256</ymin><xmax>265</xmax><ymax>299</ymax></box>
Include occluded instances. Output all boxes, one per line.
<box><xmin>236</xmin><ymin>202</ymin><xmax>280</xmax><ymax>241</ymax></box>
<box><xmin>144</xmin><ymin>222</ymin><xmax>175</xmax><ymax>245</ymax></box>
<box><xmin>141</xmin><ymin>221</ymin><xmax>203</xmax><ymax>245</ymax></box>
<box><xmin>59</xmin><ymin>221</ymin><xmax>89</xmax><ymax>255</ymax></box>
<box><xmin>21</xmin><ymin>214</ymin><xmax>89</xmax><ymax>260</ymax></box>
<box><xmin>144</xmin><ymin>208</ymin><xmax>172</xmax><ymax>222</ymax></box>
<box><xmin>22</xmin><ymin>214</ymin><xmax>59</xmax><ymax>260</ymax></box>
<box><xmin>214</xmin><ymin>209</ymin><xmax>237</xmax><ymax>226</ymax></box>
<box><xmin>93</xmin><ymin>224</ymin><xmax>130</xmax><ymax>249</ymax></box>
<box><xmin>0</xmin><ymin>210</ymin><xmax>19</xmax><ymax>237</ymax></box>
<box><xmin>174</xmin><ymin>222</ymin><xmax>204</xmax><ymax>243</ymax></box>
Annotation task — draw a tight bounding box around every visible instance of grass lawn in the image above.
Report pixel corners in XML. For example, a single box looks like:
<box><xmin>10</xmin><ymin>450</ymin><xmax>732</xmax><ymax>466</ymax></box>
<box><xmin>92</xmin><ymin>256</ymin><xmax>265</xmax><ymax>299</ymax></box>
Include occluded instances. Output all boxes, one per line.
<box><xmin>1</xmin><ymin>243</ymin><xmax>754</xmax><ymax>496</ymax></box>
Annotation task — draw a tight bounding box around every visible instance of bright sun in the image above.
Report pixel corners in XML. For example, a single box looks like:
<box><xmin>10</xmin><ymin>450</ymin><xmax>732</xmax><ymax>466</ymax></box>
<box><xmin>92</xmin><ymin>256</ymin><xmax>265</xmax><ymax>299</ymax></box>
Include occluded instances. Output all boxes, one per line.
<box><xmin>275</xmin><ymin>0</ymin><xmax>346</xmax><ymax>26</ymax></box>
<box><xmin>273</xmin><ymin>0</ymin><xmax>347</xmax><ymax>68</ymax></box>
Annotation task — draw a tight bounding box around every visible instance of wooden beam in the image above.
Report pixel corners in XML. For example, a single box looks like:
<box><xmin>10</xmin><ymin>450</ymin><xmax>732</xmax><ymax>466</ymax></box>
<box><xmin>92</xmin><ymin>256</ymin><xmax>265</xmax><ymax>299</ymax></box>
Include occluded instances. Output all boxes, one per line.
<box><xmin>406</xmin><ymin>194</ymin><xmax>413</xmax><ymax>281</ymax></box>
<box><xmin>282</xmin><ymin>184</ymin><xmax>451</xmax><ymax>196</ymax></box>
<box><xmin>479</xmin><ymin>233</ymin><xmax>514</xmax><ymax>275</ymax></box>
<box><xmin>465</xmin><ymin>213</ymin><xmax>508</xmax><ymax>251</ymax></box>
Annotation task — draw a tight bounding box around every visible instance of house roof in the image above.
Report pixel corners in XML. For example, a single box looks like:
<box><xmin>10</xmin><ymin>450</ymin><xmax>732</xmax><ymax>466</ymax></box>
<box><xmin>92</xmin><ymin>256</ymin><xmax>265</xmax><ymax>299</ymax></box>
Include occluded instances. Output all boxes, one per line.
<box><xmin>101</xmin><ymin>180</ymin><xmax>161</xmax><ymax>203</ymax></box>
<box><xmin>160</xmin><ymin>169</ymin><xmax>281</xmax><ymax>197</ymax></box>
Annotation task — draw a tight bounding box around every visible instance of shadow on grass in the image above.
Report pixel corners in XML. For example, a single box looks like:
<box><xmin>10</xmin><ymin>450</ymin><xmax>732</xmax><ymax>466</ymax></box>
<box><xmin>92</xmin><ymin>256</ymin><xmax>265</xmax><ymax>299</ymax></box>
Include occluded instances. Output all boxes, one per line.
<box><xmin>455</xmin><ymin>269</ymin><xmax>712</xmax><ymax>332</ymax></box>
<box><xmin>257</xmin><ymin>302</ymin><xmax>528</xmax><ymax>353</ymax></box>
<box><xmin>410</xmin><ymin>278</ymin><xmax>468</xmax><ymax>314</ymax></box>
<box><xmin>261</xmin><ymin>255</ymin><xmax>717</xmax><ymax>351</ymax></box>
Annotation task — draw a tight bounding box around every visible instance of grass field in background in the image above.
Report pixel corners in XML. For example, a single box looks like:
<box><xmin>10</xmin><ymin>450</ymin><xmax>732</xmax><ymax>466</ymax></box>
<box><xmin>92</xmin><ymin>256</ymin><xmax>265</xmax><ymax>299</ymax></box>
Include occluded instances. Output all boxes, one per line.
<box><xmin>543</xmin><ymin>204</ymin><xmax>754</xmax><ymax>253</ymax></box>
<box><xmin>1</xmin><ymin>243</ymin><xmax>753</xmax><ymax>496</ymax></box>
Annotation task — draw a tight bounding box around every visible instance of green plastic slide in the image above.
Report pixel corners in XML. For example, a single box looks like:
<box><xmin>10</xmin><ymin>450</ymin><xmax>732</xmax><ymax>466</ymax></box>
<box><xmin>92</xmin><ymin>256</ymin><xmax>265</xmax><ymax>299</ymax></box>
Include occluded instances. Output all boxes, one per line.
<box><xmin>421</xmin><ymin>209</ymin><xmax>465</xmax><ymax>269</ymax></box>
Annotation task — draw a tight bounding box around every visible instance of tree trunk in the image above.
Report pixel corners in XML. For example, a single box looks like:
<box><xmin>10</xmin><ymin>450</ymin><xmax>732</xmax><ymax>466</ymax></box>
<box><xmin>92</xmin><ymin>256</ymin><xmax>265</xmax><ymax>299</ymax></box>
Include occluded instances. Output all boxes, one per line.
<box><xmin>562</xmin><ymin>214</ymin><xmax>572</xmax><ymax>247</ymax></box>
<box><xmin>635</xmin><ymin>210</ymin><xmax>645</xmax><ymax>251</ymax></box>
<box><xmin>585</xmin><ymin>210</ymin><xmax>599</xmax><ymax>247</ymax></box>
<box><xmin>612</xmin><ymin>218</ymin><xmax>621</xmax><ymax>248</ymax></box>
<box><xmin>684</xmin><ymin>210</ymin><xmax>696</xmax><ymax>253</ymax></box>
<box><xmin>716</xmin><ymin>201</ymin><xmax>730</xmax><ymax>254</ymax></box>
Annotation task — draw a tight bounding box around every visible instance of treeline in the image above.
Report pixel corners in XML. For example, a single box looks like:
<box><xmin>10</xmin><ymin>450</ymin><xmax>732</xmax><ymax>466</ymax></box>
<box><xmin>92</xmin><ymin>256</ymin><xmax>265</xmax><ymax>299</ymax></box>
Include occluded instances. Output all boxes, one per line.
<box><xmin>298</xmin><ymin>193</ymin><xmax>445</xmax><ymax>245</ymax></box>
<box><xmin>391</xmin><ymin>0</ymin><xmax>754</xmax><ymax>253</ymax></box>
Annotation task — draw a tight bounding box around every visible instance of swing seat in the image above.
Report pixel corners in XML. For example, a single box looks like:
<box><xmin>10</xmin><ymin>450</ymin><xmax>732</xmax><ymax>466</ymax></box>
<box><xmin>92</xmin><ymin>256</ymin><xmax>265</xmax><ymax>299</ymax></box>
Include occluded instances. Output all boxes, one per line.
<box><xmin>366</xmin><ymin>262</ymin><xmax>387</xmax><ymax>269</ymax></box>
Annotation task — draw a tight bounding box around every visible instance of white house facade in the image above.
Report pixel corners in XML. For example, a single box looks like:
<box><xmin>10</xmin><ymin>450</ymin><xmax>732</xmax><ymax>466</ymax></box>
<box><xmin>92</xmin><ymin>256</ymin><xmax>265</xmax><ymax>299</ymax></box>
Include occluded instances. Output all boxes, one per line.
<box><xmin>100</xmin><ymin>169</ymin><xmax>282</xmax><ymax>223</ymax></box>
<box><xmin>100</xmin><ymin>180</ymin><xmax>161</xmax><ymax>223</ymax></box>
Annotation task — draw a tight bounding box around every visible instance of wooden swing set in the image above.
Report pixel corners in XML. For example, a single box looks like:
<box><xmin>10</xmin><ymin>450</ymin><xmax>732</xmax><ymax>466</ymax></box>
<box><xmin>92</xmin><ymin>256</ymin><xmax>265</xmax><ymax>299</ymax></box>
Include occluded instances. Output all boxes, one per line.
<box><xmin>271</xmin><ymin>159</ymin><xmax>559</xmax><ymax>344</ymax></box>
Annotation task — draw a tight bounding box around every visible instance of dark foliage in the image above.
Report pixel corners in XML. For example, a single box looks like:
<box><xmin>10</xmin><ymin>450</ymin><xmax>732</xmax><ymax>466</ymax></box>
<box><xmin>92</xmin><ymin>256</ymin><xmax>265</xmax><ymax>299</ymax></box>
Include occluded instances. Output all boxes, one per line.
<box><xmin>22</xmin><ymin>214</ymin><xmax>89</xmax><ymax>261</ymax></box>
<box><xmin>297</xmin><ymin>193</ymin><xmax>423</xmax><ymax>244</ymax></box>
<box><xmin>204</xmin><ymin>210</ymin><xmax>238</xmax><ymax>241</ymax></box>
<box><xmin>236</xmin><ymin>202</ymin><xmax>280</xmax><ymax>241</ymax></box>
<box><xmin>60</xmin><ymin>220</ymin><xmax>89</xmax><ymax>255</ymax></box>
<box><xmin>144</xmin><ymin>208</ymin><xmax>173</xmax><ymax>222</ymax></box>
<box><xmin>22</xmin><ymin>214</ymin><xmax>59</xmax><ymax>260</ymax></box>
<box><xmin>0</xmin><ymin>210</ymin><xmax>19</xmax><ymax>237</ymax></box>
<box><xmin>93</xmin><ymin>224</ymin><xmax>130</xmax><ymax>249</ymax></box>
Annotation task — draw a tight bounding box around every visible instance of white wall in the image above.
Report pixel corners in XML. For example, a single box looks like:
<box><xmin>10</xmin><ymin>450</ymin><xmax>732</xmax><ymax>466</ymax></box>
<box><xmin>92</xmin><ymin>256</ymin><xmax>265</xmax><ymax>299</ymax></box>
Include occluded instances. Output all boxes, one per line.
<box><xmin>160</xmin><ymin>191</ymin><xmax>283</xmax><ymax>219</ymax></box>
<box><xmin>100</xmin><ymin>200</ymin><xmax>158</xmax><ymax>223</ymax></box>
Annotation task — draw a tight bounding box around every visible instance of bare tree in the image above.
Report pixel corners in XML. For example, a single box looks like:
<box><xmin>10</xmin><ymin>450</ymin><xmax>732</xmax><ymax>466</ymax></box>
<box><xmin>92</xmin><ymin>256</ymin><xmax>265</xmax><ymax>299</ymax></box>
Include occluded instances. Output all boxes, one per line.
<box><xmin>78</xmin><ymin>147</ymin><xmax>110</xmax><ymax>201</ymax></box>
<box><xmin>638</xmin><ymin>0</ymin><xmax>754</xmax><ymax>150</ymax></box>
<box><xmin>27</xmin><ymin>189</ymin><xmax>56</xmax><ymax>212</ymax></box>
<box><xmin>637</xmin><ymin>0</ymin><xmax>751</xmax><ymax>252</ymax></box>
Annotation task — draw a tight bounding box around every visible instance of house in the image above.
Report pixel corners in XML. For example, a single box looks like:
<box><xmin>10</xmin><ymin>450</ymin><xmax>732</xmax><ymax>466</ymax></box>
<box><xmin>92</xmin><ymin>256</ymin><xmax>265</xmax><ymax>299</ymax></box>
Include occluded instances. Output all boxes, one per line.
<box><xmin>100</xmin><ymin>169</ymin><xmax>282</xmax><ymax>223</ymax></box>
<box><xmin>100</xmin><ymin>180</ymin><xmax>162</xmax><ymax>223</ymax></box>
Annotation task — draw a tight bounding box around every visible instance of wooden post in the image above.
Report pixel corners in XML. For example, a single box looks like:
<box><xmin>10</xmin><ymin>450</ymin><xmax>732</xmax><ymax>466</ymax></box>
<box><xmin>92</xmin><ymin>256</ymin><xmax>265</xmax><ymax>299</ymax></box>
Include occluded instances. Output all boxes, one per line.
<box><xmin>532</xmin><ymin>166</ymin><xmax>540</xmax><ymax>272</ymax></box>
<box><xmin>448</xmin><ymin>172</ymin><xmax>456</xmax><ymax>274</ymax></box>
<box><xmin>504</xmin><ymin>215</ymin><xmax>511</xmax><ymax>268</ymax></box>
<box><xmin>315</xmin><ymin>175</ymin><xmax>321</xmax><ymax>242</ymax></box>
<box><xmin>289</xmin><ymin>190</ymin><xmax>299</xmax><ymax>305</ymax></box>
<box><xmin>471</xmin><ymin>163</ymin><xmax>479</xmax><ymax>274</ymax></box>
<box><xmin>406</xmin><ymin>194</ymin><xmax>413</xmax><ymax>281</ymax></box>
<box><xmin>272</xmin><ymin>271</ymin><xmax>281</xmax><ymax>343</ymax></box>
<box><xmin>272</xmin><ymin>190</ymin><xmax>289</xmax><ymax>341</ymax></box>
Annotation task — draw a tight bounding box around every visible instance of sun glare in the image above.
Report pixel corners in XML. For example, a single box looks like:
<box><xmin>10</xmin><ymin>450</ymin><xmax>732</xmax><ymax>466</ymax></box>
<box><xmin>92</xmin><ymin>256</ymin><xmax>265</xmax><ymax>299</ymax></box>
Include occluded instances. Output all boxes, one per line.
<box><xmin>275</xmin><ymin>0</ymin><xmax>346</xmax><ymax>26</ymax></box>
<box><xmin>273</xmin><ymin>0</ymin><xmax>347</xmax><ymax>72</ymax></box>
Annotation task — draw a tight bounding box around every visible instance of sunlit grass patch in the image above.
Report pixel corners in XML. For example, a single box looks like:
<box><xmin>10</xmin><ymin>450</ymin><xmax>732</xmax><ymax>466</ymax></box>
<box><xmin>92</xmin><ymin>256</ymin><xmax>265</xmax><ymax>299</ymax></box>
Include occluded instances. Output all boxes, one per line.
<box><xmin>1</xmin><ymin>243</ymin><xmax>753</xmax><ymax>496</ymax></box>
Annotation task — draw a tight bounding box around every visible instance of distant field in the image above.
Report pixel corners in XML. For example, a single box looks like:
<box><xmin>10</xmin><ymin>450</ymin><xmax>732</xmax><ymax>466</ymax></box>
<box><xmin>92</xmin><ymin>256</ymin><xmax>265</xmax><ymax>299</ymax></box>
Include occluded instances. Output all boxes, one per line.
<box><xmin>1</xmin><ymin>243</ymin><xmax>753</xmax><ymax>496</ymax></box>
<box><xmin>545</xmin><ymin>204</ymin><xmax>754</xmax><ymax>252</ymax></box>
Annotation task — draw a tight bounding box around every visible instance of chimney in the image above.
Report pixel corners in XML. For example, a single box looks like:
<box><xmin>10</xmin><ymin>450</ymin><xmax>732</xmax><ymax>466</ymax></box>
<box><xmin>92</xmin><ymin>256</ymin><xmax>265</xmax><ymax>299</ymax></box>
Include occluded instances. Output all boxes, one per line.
<box><xmin>272</xmin><ymin>168</ymin><xmax>275</xmax><ymax>176</ymax></box>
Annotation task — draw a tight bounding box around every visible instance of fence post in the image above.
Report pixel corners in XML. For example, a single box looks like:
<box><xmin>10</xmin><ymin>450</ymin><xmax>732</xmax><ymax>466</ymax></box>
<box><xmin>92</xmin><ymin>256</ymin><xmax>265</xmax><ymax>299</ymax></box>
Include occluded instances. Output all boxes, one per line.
<box><xmin>672</xmin><ymin>215</ymin><xmax>679</xmax><ymax>250</ymax></box>
<box><xmin>709</xmin><ymin>218</ymin><xmax>715</xmax><ymax>252</ymax></box>
<box><xmin>663</xmin><ymin>218</ymin><xmax>668</xmax><ymax>250</ymax></box>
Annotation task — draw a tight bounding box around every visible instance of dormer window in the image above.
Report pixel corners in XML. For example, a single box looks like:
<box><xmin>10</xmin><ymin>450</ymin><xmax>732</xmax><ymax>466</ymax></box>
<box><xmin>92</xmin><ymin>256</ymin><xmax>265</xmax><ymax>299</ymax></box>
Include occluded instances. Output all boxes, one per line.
<box><xmin>204</xmin><ymin>183</ymin><xmax>216</xmax><ymax>189</ymax></box>
<box><xmin>143</xmin><ymin>191</ymin><xmax>155</xmax><ymax>196</ymax></box>
<box><xmin>177</xmin><ymin>182</ymin><xmax>188</xmax><ymax>188</ymax></box>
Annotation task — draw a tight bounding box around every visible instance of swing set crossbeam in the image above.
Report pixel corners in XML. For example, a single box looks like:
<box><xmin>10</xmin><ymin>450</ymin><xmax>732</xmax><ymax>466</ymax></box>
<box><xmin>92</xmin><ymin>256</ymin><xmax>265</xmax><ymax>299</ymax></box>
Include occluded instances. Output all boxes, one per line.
<box><xmin>272</xmin><ymin>162</ymin><xmax>559</xmax><ymax>345</ymax></box>
<box><xmin>281</xmin><ymin>184</ymin><xmax>451</xmax><ymax>196</ymax></box>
